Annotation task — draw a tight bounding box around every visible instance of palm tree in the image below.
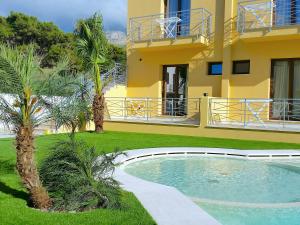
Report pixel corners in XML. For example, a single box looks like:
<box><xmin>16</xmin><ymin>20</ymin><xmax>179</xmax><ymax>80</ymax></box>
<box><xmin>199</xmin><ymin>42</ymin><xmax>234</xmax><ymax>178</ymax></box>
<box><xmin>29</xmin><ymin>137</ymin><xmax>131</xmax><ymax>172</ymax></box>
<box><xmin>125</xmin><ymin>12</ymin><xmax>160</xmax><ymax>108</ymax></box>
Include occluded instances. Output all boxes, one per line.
<box><xmin>75</xmin><ymin>13</ymin><xmax>108</xmax><ymax>133</ymax></box>
<box><xmin>76</xmin><ymin>76</ymin><xmax>93</xmax><ymax>132</ymax></box>
<box><xmin>0</xmin><ymin>44</ymin><xmax>69</xmax><ymax>210</ymax></box>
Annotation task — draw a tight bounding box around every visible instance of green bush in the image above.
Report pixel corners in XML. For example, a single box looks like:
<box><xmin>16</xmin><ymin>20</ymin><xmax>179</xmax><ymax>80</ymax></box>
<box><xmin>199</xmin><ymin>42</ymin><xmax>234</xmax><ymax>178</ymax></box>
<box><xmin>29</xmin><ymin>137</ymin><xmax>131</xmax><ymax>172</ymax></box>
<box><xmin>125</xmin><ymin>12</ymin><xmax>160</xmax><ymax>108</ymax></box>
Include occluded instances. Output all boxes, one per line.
<box><xmin>40</xmin><ymin>139</ymin><xmax>122</xmax><ymax>211</ymax></box>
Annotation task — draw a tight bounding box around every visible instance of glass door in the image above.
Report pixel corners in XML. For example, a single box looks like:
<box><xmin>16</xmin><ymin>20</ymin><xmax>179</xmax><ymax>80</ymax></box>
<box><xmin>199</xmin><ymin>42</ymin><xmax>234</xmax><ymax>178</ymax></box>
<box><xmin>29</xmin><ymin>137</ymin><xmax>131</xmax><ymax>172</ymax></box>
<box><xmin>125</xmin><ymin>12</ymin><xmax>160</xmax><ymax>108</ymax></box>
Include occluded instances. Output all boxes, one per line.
<box><xmin>271</xmin><ymin>59</ymin><xmax>300</xmax><ymax>120</ymax></box>
<box><xmin>162</xmin><ymin>65</ymin><xmax>188</xmax><ymax>116</ymax></box>
<box><xmin>165</xmin><ymin>0</ymin><xmax>191</xmax><ymax>37</ymax></box>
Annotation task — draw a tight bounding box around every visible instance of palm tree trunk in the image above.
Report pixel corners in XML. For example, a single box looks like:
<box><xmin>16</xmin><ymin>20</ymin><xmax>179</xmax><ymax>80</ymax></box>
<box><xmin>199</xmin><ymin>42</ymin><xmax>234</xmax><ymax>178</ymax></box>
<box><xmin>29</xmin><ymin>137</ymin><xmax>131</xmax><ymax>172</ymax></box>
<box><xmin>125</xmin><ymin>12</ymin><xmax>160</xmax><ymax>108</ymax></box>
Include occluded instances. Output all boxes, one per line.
<box><xmin>93</xmin><ymin>93</ymin><xmax>105</xmax><ymax>133</ymax></box>
<box><xmin>16</xmin><ymin>125</ymin><xmax>52</xmax><ymax>210</ymax></box>
<box><xmin>78</xmin><ymin>112</ymin><xmax>87</xmax><ymax>132</ymax></box>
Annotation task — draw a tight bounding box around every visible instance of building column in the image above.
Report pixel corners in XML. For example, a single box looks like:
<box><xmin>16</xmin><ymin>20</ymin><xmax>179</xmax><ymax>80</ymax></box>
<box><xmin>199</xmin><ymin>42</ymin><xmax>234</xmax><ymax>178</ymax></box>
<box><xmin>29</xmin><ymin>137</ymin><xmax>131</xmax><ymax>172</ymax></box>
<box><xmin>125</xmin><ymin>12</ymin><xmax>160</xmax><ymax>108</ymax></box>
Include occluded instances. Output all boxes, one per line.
<box><xmin>221</xmin><ymin>0</ymin><xmax>237</xmax><ymax>98</ymax></box>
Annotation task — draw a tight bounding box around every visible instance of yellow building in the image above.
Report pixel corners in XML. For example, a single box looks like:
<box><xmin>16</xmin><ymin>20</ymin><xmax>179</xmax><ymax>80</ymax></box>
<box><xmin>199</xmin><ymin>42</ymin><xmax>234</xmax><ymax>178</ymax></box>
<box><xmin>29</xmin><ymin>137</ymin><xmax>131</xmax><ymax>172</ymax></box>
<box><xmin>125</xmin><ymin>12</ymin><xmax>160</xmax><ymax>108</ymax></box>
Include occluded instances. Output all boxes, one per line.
<box><xmin>104</xmin><ymin>0</ymin><xmax>300</xmax><ymax>143</ymax></box>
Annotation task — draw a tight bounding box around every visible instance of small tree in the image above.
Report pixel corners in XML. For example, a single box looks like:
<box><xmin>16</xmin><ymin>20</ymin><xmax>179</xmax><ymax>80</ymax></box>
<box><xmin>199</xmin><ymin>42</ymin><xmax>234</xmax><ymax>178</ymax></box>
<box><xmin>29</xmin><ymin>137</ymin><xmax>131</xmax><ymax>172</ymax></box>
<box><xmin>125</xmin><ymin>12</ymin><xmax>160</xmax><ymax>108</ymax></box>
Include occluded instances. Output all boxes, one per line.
<box><xmin>46</xmin><ymin>87</ymin><xmax>91</xmax><ymax>138</ymax></box>
<box><xmin>40</xmin><ymin>140</ymin><xmax>122</xmax><ymax>211</ymax></box>
<box><xmin>41</xmin><ymin>91</ymin><xmax>122</xmax><ymax>211</ymax></box>
<box><xmin>0</xmin><ymin>44</ymin><xmax>69</xmax><ymax>209</ymax></box>
<box><xmin>75</xmin><ymin>13</ymin><xmax>108</xmax><ymax>133</ymax></box>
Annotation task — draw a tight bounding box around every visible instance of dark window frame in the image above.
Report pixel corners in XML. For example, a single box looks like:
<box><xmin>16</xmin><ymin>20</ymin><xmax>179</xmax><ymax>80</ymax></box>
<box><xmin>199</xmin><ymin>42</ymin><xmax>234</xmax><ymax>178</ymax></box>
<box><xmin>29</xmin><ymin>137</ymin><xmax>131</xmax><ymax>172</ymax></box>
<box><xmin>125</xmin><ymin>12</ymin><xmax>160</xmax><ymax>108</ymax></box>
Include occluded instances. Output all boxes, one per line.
<box><xmin>208</xmin><ymin>62</ymin><xmax>223</xmax><ymax>75</ymax></box>
<box><xmin>232</xmin><ymin>60</ymin><xmax>250</xmax><ymax>75</ymax></box>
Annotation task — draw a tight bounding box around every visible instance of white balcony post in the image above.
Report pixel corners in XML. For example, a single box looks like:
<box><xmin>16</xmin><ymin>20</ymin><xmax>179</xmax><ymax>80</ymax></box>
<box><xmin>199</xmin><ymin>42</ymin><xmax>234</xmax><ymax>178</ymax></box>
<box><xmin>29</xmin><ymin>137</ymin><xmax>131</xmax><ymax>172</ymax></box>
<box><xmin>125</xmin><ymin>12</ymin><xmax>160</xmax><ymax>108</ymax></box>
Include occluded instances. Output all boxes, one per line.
<box><xmin>146</xmin><ymin>97</ymin><xmax>149</xmax><ymax>121</ymax></box>
<box><xmin>199</xmin><ymin>98</ymin><xmax>202</xmax><ymax>126</ymax></box>
<box><xmin>283</xmin><ymin>99</ymin><xmax>286</xmax><ymax>129</ymax></box>
<box><xmin>124</xmin><ymin>97</ymin><xmax>127</xmax><ymax>119</ymax></box>
<box><xmin>201</xmin><ymin>8</ymin><xmax>205</xmax><ymax>37</ymax></box>
<box><xmin>243</xmin><ymin>98</ymin><xmax>247</xmax><ymax>128</ymax></box>
<box><xmin>172</xmin><ymin>99</ymin><xmax>174</xmax><ymax>117</ymax></box>
<box><xmin>208</xmin><ymin>14</ymin><xmax>212</xmax><ymax>39</ymax></box>
<box><xmin>151</xmin><ymin>15</ymin><xmax>154</xmax><ymax>41</ymax></box>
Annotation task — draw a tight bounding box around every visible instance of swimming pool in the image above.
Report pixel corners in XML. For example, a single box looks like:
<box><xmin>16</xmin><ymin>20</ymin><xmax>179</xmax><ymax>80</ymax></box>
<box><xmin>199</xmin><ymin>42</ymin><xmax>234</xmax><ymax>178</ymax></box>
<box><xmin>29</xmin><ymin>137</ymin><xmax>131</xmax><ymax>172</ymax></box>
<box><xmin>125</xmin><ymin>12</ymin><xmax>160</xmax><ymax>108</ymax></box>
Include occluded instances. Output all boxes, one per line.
<box><xmin>124</xmin><ymin>156</ymin><xmax>300</xmax><ymax>225</ymax></box>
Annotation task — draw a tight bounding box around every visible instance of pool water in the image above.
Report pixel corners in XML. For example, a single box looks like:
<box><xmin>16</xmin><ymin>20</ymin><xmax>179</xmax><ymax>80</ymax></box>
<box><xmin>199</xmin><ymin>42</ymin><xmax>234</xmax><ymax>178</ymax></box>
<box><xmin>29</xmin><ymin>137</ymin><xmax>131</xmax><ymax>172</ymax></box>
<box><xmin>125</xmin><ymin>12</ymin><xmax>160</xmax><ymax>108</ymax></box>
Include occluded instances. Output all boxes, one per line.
<box><xmin>124</xmin><ymin>156</ymin><xmax>300</xmax><ymax>225</ymax></box>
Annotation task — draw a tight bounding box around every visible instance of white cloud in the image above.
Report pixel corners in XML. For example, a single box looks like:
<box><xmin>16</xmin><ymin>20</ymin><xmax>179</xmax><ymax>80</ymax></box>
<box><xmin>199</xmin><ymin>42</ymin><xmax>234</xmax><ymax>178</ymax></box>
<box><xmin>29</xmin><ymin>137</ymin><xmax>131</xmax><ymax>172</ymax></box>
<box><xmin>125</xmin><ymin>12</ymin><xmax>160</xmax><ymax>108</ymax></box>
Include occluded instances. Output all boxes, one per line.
<box><xmin>0</xmin><ymin>0</ymin><xmax>127</xmax><ymax>32</ymax></box>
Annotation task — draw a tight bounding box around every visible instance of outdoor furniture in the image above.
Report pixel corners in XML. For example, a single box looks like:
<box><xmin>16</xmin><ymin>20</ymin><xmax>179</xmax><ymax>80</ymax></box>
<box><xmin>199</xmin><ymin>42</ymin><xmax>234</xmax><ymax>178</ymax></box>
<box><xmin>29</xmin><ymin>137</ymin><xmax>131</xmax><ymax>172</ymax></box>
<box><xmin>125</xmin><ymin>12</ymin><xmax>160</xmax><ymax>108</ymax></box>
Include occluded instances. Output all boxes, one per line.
<box><xmin>155</xmin><ymin>17</ymin><xmax>182</xmax><ymax>38</ymax></box>
<box><xmin>240</xmin><ymin>99</ymin><xmax>273</xmax><ymax>127</ymax></box>
<box><xmin>242</xmin><ymin>2</ymin><xmax>273</xmax><ymax>29</ymax></box>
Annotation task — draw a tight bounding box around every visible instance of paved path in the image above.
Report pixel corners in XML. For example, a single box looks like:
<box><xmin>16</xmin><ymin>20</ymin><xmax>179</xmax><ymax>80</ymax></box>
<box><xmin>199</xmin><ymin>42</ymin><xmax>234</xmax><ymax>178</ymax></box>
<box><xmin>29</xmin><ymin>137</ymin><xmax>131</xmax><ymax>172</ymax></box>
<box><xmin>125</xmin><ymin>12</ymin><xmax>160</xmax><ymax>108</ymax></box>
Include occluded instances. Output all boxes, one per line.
<box><xmin>0</xmin><ymin>134</ymin><xmax>14</xmax><ymax>139</ymax></box>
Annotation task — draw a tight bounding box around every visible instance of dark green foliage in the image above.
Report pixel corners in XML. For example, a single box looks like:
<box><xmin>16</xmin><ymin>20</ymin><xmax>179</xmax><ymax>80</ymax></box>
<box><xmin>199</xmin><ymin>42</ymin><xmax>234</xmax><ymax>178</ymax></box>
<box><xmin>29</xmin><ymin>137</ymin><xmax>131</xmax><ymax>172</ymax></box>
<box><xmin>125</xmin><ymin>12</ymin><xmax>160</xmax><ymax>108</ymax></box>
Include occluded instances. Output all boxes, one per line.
<box><xmin>40</xmin><ymin>139</ymin><xmax>123</xmax><ymax>211</ymax></box>
<box><xmin>0</xmin><ymin>12</ymin><xmax>126</xmax><ymax>71</ymax></box>
<box><xmin>105</xmin><ymin>44</ymin><xmax>126</xmax><ymax>70</ymax></box>
<box><xmin>0</xmin><ymin>16</ymin><xmax>13</xmax><ymax>41</ymax></box>
<box><xmin>0</xmin><ymin>12</ymin><xmax>81</xmax><ymax>69</ymax></box>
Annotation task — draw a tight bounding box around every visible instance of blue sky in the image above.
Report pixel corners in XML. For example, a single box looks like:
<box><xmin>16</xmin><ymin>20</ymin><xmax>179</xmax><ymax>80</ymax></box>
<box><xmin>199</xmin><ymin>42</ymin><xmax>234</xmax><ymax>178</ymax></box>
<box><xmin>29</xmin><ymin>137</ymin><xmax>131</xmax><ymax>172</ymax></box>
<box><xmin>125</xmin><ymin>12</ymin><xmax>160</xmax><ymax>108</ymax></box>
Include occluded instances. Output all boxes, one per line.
<box><xmin>0</xmin><ymin>0</ymin><xmax>127</xmax><ymax>32</ymax></box>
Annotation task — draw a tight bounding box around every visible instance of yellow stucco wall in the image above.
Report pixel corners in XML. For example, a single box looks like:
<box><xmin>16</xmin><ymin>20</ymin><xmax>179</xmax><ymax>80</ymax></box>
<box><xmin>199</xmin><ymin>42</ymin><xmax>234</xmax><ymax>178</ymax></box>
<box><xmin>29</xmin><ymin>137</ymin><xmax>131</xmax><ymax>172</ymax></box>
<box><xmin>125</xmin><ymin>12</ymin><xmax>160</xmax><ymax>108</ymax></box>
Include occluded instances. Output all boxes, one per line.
<box><xmin>229</xmin><ymin>40</ymin><xmax>300</xmax><ymax>98</ymax></box>
<box><xmin>127</xmin><ymin>0</ymin><xmax>300</xmax><ymax>99</ymax></box>
<box><xmin>127</xmin><ymin>47</ymin><xmax>222</xmax><ymax>98</ymax></box>
<box><xmin>102</xmin><ymin>0</ymin><xmax>300</xmax><ymax>143</ymax></box>
<box><xmin>222</xmin><ymin>0</ymin><xmax>300</xmax><ymax>98</ymax></box>
<box><xmin>104</xmin><ymin>85</ymin><xmax>127</xmax><ymax>98</ymax></box>
<box><xmin>104</xmin><ymin>121</ymin><xmax>300</xmax><ymax>144</ymax></box>
<box><xmin>127</xmin><ymin>0</ymin><xmax>225</xmax><ymax>99</ymax></box>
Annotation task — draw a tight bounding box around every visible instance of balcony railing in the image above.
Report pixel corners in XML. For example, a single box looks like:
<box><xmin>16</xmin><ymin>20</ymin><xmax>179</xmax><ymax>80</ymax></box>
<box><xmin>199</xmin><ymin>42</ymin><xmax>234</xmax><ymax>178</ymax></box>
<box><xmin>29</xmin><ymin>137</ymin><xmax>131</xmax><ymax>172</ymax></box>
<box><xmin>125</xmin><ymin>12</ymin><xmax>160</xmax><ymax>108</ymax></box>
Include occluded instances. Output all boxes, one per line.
<box><xmin>105</xmin><ymin>97</ymin><xmax>201</xmax><ymax>125</ymax></box>
<box><xmin>129</xmin><ymin>8</ymin><xmax>212</xmax><ymax>43</ymax></box>
<box><xmin>208</xmin><ymin>98</ymin><xmax>300</xmax><ymax>132</ymax></box>
<box><xmin>237</xmin><ymin>0</ymin><xmax>300</xmax><ymax>33</ymax></box>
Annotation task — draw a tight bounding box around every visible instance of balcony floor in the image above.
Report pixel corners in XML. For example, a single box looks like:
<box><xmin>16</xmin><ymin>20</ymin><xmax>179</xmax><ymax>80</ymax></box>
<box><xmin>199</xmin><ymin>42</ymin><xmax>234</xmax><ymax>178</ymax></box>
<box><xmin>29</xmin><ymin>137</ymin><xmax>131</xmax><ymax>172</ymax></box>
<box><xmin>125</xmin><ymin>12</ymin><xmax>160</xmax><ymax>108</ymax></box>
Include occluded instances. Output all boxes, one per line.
<box><xmin>106</xmin><ymin>115</ymin><xmax>200</xmax><ymax>126</ymax></box>
<box><xmin>130</xmin><ymin>35</ymin><xmax>209</xmax><ymax>51</ymax></box>
<box><xmin>208</xmin><ymin>121</ymin><xmax>300</xmax><ymax>132</ymax></box>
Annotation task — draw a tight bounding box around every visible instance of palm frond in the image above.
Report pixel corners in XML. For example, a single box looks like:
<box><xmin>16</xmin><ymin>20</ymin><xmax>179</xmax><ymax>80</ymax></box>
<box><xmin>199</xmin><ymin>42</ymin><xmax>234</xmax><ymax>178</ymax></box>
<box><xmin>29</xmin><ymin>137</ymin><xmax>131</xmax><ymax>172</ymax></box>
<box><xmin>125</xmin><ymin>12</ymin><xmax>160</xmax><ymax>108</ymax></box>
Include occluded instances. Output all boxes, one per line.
<box><xmin>0</xmin><ymin>45</ymin><xmax>24</xmax><ymax>94</ymax></box>
<box><xmin>0</xmin><ymin>95</ymin><xmax>21</xmax><ymax>130</ymax></box>
<box><xmin>40</xmin><ymin>139</ymin><xmax>123</xmax><ymax>211</ymax></box>
<box><xmin>75</xmin><ymin>13</ymin><xmax>109</xmax><ymax>92</ymax></box>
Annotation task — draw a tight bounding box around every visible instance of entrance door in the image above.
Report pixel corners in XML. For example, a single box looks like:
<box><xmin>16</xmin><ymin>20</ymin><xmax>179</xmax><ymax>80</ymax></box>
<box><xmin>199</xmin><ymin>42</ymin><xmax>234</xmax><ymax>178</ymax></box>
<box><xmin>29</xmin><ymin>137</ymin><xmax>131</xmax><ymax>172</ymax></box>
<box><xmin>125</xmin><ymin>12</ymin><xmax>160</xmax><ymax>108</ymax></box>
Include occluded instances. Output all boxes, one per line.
<box><xmin>271</xmin><ymin>59</ymin><xmax>300</xmax><ymax>120</ymax></box>
<box><xmin>162</xmin><ymin>65</ymin><xmax>188</xmax><ymax>116</ymax></box>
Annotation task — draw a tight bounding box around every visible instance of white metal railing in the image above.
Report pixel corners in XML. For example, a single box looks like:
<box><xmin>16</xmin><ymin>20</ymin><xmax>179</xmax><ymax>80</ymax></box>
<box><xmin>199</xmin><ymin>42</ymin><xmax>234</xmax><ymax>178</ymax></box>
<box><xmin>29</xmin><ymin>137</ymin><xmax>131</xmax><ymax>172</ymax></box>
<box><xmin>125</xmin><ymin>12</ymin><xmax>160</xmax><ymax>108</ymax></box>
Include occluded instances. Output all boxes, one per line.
<box><xmin>101</xmin><ymin>63</ymin><xmax>127</xmax><ymax>87</ymax></box>
<box><xmin>129</xmin><ymin>8</ymin><xmax>212</xmax><ymax>42</ymax></box>
<box><xmin>209</xmin><ymin>98</ymin><xmax>300</xmax><ymax>131</ymax></box>
<box><xmin>237</xmin><ymin>0</ymin><xmax>300</xmax><ymax>33</ymax></box>
<box><xmin>105</xmin><ymin>97</ymin><xmax>201</xmax><ymax>125</ymax></box>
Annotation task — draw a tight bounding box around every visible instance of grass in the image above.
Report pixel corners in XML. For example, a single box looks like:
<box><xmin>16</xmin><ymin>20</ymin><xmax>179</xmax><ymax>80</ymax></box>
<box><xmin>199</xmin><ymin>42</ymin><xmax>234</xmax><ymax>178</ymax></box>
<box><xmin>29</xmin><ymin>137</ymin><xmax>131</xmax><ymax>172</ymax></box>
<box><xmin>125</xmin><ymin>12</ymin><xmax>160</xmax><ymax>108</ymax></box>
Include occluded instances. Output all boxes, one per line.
<box><xmin>1</xmin><ymin>130</ymin><xmax>300</xmax><ymax>225</ymax></box>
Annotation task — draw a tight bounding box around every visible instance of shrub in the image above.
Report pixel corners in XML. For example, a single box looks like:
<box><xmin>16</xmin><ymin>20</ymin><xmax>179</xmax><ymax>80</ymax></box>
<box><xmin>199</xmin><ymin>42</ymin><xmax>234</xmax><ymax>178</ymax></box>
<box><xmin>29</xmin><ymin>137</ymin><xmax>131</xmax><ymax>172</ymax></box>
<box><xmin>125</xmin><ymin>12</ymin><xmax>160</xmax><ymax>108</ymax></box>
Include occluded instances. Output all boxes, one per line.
<box><xmin>40</xmin><ymin>139</ymin><xmax>122</xmax><ymax>211</ymax></box>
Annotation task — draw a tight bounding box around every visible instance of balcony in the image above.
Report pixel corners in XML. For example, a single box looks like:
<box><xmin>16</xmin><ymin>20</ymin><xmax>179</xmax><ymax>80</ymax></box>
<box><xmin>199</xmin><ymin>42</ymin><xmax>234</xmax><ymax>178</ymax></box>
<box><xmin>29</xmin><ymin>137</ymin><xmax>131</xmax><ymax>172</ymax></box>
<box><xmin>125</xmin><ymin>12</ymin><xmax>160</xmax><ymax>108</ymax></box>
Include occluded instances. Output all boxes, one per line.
<box><xmin>237</xmin><ymin>0</ymin><xmax>300</xmax><ymax>41</ymax></box>
<box><xmin>128</xmin><ymin>8</ymin><xmax>212</xmax><ymax>50</ymax></box>
<box><xmin>105</xmin><ymin>97</ymin><xmax>200</xmax><ymax>126</ymax></box>
<box><xmin>209</xmin><ymin>98</ymin><xmax>300</xmax><ymax>132</ymax></box>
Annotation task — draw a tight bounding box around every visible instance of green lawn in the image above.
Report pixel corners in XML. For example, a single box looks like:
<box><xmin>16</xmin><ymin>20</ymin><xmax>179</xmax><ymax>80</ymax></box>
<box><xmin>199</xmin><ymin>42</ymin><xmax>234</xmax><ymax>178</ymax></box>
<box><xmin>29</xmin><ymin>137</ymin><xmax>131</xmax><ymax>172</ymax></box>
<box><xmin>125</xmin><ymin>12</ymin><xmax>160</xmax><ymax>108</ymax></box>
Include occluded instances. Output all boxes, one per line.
<box><xmin>1</xmin><ymin>131</ymin><xmax>300</xmax><ymax>225</ymax></box>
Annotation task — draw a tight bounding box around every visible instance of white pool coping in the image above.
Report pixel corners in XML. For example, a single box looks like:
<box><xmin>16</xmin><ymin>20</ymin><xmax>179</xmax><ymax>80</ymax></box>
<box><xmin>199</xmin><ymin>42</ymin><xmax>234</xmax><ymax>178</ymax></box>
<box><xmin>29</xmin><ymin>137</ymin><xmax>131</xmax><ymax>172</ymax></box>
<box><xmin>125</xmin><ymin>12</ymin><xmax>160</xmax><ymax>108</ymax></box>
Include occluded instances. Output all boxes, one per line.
<box><xmin>114</xmin><ymin>147</ymin><xmax>300</xmax><ymax>225</ymax></box>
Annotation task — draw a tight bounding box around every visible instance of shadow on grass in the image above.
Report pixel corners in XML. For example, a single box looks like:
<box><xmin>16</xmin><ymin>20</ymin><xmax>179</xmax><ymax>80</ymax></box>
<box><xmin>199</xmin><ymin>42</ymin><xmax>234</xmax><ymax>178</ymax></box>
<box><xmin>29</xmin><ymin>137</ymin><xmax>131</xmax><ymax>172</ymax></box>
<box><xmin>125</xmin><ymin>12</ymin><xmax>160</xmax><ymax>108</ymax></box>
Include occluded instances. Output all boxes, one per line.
<box><xmin>0</xmin><ymin>159</ymin><xmax>30</xmax><ymax>204</ymax></box>
<box><xmin>0</xmin><ymin>181</ymin><xmax>29</xmax><ymax>202</ymax></box>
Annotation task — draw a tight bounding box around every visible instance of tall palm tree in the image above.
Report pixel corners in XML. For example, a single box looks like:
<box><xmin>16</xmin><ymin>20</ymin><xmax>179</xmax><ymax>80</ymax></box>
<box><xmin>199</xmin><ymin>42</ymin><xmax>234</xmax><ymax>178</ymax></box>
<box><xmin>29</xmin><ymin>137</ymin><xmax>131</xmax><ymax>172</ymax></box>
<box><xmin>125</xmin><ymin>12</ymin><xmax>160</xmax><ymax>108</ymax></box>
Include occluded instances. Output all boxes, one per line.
<box><xmin>0</xmin><ymin>44</ymin><xmax>69</xmax><ymax>210</ymax></box>
<box><xmin>75</xmin><ymin>13</ymin><xmax>108</xmax><ymax>133</ymax></box>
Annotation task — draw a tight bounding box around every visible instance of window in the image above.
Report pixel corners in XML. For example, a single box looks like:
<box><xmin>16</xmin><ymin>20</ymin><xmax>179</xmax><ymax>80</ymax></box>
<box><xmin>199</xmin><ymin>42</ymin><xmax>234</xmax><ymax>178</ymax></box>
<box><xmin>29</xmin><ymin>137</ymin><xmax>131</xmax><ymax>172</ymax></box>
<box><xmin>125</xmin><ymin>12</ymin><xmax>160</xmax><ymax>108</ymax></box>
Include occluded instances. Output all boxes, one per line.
<box><xmin>232</xmin><ymin>60</ymin><xmax>250</xmax><ymax>74</ymax></box>
<box><xmin>274</xmin><ymin>0</ymin><xmax>300</xmax><ymax>26</ymax></box>
<box><xmin>208</xmin><ymin>62</ymin><xmax>222</xmax><ymax>75</ymax></box>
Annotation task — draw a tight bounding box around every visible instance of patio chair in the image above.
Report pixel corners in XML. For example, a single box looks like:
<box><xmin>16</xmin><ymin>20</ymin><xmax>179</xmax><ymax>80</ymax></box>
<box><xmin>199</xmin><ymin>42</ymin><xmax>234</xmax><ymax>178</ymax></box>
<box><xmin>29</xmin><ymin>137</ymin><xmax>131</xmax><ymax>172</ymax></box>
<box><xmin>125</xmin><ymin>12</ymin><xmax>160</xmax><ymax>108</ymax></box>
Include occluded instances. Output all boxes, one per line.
<box><xmin>242</xmin><ymin>2</ymin><xmax>273</xmax><ymax>29</ymax></box>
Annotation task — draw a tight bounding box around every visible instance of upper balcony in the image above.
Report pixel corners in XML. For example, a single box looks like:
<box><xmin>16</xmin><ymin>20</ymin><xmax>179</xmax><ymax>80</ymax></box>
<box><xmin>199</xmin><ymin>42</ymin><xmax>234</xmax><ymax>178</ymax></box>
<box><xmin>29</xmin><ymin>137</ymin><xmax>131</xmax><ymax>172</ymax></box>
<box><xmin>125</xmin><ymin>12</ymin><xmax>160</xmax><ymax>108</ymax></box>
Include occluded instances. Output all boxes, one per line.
<box><xmin>237</xmin><ymin>0</ymin><xmax>300</xmax><ymax>42</ymax></box>
<box><xmin>128</xmin><ymin>8</ymin><xmax>212</xmax><ymax>50</ymax></box>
